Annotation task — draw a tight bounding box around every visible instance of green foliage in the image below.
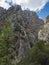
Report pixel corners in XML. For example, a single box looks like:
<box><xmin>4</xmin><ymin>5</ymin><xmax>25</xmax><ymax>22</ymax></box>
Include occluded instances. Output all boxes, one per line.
<box><xmin>0</xmin><ymin>19</ymin><xmax>15</xmax><ymax>65</ymax></box>
<box><xmin>17</xmin><ymin>40</ymin><xmax>49</xmax><ymax>65</ymax></box>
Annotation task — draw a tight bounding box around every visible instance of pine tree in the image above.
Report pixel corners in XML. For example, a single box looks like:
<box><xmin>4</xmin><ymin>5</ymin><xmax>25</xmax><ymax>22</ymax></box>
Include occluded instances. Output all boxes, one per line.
<box><xmin>0</xmin><ymin>19</ymin><xmax>15</xmax><ymax>65</ymax></box>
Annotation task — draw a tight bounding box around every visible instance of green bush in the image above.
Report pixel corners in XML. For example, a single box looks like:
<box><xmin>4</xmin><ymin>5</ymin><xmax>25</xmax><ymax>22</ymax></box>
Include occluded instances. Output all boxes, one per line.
<box><xmin>17</xmin><ymin>40</ymin><xmax>49</xmax><ymax>65</ymax></box>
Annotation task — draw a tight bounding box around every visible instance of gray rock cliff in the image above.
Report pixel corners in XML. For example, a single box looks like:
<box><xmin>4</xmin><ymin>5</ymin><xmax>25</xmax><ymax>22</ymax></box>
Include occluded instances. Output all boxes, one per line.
<box><xmin>0</xmin><ymin>5</ymin><xmax>44</xmax><ymax>62</ymax></box>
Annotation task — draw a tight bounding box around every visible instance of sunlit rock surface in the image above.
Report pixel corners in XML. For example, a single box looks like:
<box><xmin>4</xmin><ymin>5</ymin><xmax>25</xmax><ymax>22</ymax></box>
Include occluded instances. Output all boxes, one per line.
<box><xmin>38</xmin><ymin>15</ymin><xmax>49</xmax><ymax>43</ymax></box>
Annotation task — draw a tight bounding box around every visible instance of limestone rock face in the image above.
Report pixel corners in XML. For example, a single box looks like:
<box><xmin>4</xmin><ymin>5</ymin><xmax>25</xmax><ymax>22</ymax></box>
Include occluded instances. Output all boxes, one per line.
<box><xmin>0</xmin><ymin>5</ymin><xmax>44</xmax><ymax>62</ymax></box>
<box><xmin>8</xmin><ymin>7</ymin><xmax>44</xmax><ymax>60</ymax></box>
<box><xmin>46</xmin><ymin>15</ymin><xmax>49</xmax><ymax>23</ymax></box>
<box><xmin>38</xmin><ymin>15</ymin><xmax>49</xmax><ymax>43</ymax></box>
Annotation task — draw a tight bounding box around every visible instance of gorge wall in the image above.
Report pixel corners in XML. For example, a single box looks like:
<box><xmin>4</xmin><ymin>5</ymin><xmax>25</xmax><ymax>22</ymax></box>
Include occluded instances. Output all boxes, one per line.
<box><xmin>0</xmin><ymin>5</ymin><xmax>44</xmax><ymax>63</ymax></box>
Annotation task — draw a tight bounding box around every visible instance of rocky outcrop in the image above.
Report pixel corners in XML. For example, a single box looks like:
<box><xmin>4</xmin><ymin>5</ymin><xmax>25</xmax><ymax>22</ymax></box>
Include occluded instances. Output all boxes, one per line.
<box><xmin>46</xmin><ymin>15</ymin><xmax>49</xmax><ymax>23</ymax></box>
<box><xmin>38</xmin><ymin>15</ymin><xmax>49</xmax><ymax>43</ymax></box>
<box><xmin>0</xmin><ymin>7</ymin><xmax>7</xmax><ymax>29</ymax></box>
<box><xmin>0</xmin><ymin>5</ymin><xmax>44</xmax><ymax>62</ymax></box>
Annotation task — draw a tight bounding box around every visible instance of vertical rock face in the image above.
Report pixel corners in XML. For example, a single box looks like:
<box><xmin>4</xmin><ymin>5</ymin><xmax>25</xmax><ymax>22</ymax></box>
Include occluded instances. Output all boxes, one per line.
<box><xmin>38</xmin><ymin>15</ymin><xmax>49</xmax><ymax>43</ymax></box>
<box><xmin>0</xmin><ymin>7</ymin><xmax>6</xmax><ymax>29</ymax></box>
<box><xmin>46</xmin><ymin>15</ymin><xmax>49</xmax><ymax>23</ymax></box>
<box><xmin>0</xmin><ymin>5</ymin><xmax>44</xmax><ymax>62</ymax></box>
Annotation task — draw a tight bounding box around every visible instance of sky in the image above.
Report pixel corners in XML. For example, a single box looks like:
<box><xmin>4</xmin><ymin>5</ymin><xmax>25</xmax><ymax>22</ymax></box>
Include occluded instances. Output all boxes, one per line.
<box><xmin>0</xmin><ymin>0</ymin><xmax>49</xmax><ymax>20</ymax></box>
<box><xmin>37</xmin><ymin>2</ymin><xmax>49</xmax><ymax>20</ymax></box>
